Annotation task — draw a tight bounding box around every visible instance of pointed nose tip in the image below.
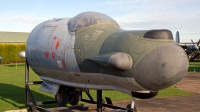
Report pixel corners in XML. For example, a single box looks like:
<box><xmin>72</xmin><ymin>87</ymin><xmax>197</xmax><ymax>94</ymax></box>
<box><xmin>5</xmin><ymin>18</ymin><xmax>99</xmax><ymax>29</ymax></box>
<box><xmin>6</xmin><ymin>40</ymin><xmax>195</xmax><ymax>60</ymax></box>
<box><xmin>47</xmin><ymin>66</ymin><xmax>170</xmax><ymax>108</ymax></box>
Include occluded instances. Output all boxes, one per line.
<box><xmin>134</xmin><ymin>43</ymin><xmax>189</xmax><ymax>91</ymax></box>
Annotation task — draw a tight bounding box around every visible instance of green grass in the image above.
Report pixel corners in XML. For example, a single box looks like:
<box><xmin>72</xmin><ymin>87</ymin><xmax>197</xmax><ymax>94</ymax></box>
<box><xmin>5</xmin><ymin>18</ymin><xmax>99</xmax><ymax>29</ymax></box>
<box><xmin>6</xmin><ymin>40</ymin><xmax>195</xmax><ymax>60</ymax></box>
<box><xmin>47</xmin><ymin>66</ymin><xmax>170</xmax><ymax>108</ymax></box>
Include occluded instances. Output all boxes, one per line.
<box><xmin>0</xmin><ymin>64</ymin><xmax>56</xmax><ymax>111</ymax></box>
<box><xmin>157</xmin><ymin>87</ymin><xmax>192</xmax><ymax>98</ymax></box>
<box><xmin>0</xmin><ymin>63</ymin><xmax>194</xmax><ymax>111</ymax></box>
<box><xmin>188</xmin><ymin>60</ymin><xmax>200</xmax><ymax>72</ymax></box>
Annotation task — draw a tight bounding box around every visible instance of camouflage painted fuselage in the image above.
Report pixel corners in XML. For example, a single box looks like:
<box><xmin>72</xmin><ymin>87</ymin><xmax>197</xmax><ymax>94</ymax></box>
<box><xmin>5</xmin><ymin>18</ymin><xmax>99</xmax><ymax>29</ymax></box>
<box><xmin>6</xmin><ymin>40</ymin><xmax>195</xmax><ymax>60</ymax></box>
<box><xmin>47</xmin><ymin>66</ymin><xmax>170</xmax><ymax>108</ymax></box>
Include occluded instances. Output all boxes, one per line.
<box><xmin>26</xmin><ymin>12</ymin><xmax>188</xmax><ymax>95</ymax></box>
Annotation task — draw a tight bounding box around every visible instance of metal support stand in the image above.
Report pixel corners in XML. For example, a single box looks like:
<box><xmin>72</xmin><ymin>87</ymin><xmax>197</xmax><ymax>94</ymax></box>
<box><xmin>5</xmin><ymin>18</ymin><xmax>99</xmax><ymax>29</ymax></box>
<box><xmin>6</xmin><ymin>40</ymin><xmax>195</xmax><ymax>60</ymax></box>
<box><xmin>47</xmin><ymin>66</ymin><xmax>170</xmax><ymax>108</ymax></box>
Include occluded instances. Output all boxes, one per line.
<box><xmin>97</xmin><ymin>90</ymin><xmax>102</xmax><ymax>112</ymax></box>
<box><xmin>25</xmin><ymin>59</ymin><xmax>134</xmax><ymax>111</ymax></box>
<box><xmin>131</xmin><ymin>97</ymin><xmax>135</xmax><ymax>110</ymax></box>
<box><xmin>25</xmin><ymin>59</ymin><xmax>56</xmax><ymax>112</ymax></box>
<box><xmin>80</xmin><ymin>90</ymin><xmax>132</xmax><ymax>112</ymax></box>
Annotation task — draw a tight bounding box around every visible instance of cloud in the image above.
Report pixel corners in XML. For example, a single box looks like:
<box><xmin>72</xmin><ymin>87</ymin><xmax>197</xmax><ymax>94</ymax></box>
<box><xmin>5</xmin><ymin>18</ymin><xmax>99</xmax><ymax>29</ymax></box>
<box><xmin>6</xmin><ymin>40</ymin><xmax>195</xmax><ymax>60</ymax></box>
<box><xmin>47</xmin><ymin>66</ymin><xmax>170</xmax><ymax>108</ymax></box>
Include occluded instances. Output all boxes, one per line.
<box><xmin>0</xmin><ymin>15</ymin><xmax>50</xmax><ymax>32</ymax></box>
<box><xmin>115</xmin><ymin>10</ymin><xmax>200</xmax><ymax>31</ymax></box>
<box><xmin>0</xmin><ymin>0</ymin><xmax>199</xmax><ymax>42</ymax></box>
<box><xmin>113</xmin><ymin>8</ymin><xmax>200</xmax><ymax>42</ymax></box>
<box><xmin>106</xmin><ymin>0</ymin><xmax>200</xmax><ymax>15</ymax></box>
<box><xmin>106</xmin><ymin>0</ymin><xmax>133</xmax><ymax>6</ymax></box>
<box><xmin>2</xmin><ymin>16</ymin><xmax>48</xmax><ymax>25</ymax></box>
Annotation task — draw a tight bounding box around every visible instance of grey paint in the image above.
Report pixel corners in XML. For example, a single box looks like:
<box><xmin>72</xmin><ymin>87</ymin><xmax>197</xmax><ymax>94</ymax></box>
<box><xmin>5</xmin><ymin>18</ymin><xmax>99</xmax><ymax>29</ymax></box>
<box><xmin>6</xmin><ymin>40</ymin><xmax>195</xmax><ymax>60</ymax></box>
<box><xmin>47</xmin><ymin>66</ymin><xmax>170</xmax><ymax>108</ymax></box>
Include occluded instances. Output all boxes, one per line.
<box><xmin>133</xmin><ymin>43</ymin><xmax>188</xmax><ymax>91</ymax></box>
<box><xmin>26</xmin><ymin>12</ymin><xmax>189</xmax><ymax>97</ymax></box>
<box><xmin>108</xmin><ymin>52</ymin><xmax>133</xmax><ymax>71</ymax></box>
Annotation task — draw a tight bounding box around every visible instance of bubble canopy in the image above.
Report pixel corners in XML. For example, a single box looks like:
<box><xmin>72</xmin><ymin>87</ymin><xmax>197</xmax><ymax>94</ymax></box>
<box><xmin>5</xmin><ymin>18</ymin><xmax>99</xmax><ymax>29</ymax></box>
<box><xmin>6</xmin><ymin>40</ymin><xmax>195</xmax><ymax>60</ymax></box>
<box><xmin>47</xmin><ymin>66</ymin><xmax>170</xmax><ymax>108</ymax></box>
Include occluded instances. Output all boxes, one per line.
<box><xmin>68</xmin><ymin>12</ymin><xmax>118</xmax><ymax>32</ymax></box>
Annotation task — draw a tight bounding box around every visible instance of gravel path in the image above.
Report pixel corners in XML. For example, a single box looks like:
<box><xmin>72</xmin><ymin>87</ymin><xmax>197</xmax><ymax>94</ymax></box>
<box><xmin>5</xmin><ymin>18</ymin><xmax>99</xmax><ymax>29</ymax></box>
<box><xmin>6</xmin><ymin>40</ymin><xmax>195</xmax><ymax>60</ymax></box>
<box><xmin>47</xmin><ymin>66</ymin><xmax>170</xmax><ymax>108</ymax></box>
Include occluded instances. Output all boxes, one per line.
<box><xmin>113</xmin><ymin>73</ymin><xmax>200</xmax><ymax>112</ymax></box>
<box><xmin>47</xmin><ymin>73</ymin><xmax>200</xmax><ymax>112</ymax></box>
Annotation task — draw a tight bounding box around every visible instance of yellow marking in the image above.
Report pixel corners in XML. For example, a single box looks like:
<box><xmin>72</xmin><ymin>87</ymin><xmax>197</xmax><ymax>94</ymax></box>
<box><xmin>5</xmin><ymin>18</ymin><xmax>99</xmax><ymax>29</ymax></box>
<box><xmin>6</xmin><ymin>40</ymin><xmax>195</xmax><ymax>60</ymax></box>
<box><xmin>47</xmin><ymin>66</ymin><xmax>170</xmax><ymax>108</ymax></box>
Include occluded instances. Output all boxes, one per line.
<box><xmin>82</xmin><ymin>34</ymin><xmax>89</xmax><ymax>41</ymax></box>
<box><xmin>65</xmin><ymin>47</ymin><xmax>71</xmax><ymax>51</ymax></box>
<box><xmin>69</xmin><ymin>60</ymin><xmax>76</xmax><ymax>64</ymax></box>
<box><xmin>91</xmin><ymin>30</ymin><xmax>103</xmax><ymax>40</ymax></box>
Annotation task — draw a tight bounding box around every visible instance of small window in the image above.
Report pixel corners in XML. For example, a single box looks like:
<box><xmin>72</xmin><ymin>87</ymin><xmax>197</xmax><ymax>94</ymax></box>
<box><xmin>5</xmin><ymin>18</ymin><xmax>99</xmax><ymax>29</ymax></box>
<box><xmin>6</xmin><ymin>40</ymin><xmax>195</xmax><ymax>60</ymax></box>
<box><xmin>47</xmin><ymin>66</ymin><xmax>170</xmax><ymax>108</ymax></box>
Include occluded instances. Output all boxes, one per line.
<box><xmin>69</xmin><ymin>12</ymin><xmax>118</xmax><ymax>32</ymax></box>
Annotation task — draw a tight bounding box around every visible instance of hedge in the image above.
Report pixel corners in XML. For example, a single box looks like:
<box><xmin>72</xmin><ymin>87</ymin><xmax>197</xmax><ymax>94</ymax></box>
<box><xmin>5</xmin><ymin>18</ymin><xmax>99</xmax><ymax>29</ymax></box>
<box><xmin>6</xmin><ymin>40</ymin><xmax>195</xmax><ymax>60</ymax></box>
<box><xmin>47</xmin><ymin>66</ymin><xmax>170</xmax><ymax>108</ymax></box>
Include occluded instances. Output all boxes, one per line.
<box><xmin>0</xmin><ymin>43</ymin><xmax>26</xmax><ymax>64</ymax></box>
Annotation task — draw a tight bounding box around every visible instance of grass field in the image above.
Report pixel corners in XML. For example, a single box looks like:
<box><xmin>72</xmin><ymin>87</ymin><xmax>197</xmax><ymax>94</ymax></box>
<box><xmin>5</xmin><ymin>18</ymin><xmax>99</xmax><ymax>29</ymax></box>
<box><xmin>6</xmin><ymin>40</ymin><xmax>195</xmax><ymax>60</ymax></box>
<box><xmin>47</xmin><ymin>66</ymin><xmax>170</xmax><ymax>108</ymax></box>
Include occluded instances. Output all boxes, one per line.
<box><xmin>188</xmin><ymin>60</ymin><xmax>200</xmax><ymax>72</ymax></box>
<box><xmin>0</xmin><ymin>62</ymin><xmax>196</xmax><ymax>111</ymax></box>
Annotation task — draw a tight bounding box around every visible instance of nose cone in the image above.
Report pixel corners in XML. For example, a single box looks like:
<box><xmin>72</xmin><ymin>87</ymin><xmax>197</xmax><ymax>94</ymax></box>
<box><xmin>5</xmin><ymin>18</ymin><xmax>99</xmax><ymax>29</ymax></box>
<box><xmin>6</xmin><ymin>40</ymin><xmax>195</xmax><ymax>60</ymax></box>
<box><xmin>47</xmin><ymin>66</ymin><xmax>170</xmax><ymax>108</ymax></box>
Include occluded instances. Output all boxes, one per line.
<box><xmin>133</xmin><ymin>43</ymin><xmax>188</xmax><ymax>91</ymax></box>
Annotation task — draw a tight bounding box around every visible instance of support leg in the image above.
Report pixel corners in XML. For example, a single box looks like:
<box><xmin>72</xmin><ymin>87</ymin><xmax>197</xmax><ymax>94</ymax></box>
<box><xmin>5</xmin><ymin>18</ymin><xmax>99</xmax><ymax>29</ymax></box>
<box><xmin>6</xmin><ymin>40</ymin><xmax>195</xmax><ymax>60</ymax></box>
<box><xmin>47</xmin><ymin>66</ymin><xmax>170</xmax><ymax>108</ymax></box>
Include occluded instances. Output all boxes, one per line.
<box><xmin>25</xmin><ymin>59</ymin><xmax>29</xmax><ymax>105</ymax></box>
<box><xmin>131</xmin><ymin>97</ymin><xmax>135</xmax><ymax>110</ymax></box>
<box><xmin>97</xmin><ymin>90</ymin><xmax>102</xmax><ymax>112</ymax></box>
<box><xmin>126</xmin><ymin>97</ymin><xmax>137</xmax><ymax>112</ymax></box>
<box><xmin>86</xmin><ymin>91</ymin><xmax>95</xmax><ymax>103</ymax></box>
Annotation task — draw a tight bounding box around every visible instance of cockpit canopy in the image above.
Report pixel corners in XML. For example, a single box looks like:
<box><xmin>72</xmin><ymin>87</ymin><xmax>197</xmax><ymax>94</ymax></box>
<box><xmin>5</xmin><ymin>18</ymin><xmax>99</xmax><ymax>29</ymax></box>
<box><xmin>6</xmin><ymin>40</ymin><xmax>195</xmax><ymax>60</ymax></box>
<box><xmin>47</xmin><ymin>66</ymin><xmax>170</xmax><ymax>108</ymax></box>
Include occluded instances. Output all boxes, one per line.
<box><xmin>68</xmin><ymin>11</ymin><xmax>118</xmax><ymax>32</ymax></box>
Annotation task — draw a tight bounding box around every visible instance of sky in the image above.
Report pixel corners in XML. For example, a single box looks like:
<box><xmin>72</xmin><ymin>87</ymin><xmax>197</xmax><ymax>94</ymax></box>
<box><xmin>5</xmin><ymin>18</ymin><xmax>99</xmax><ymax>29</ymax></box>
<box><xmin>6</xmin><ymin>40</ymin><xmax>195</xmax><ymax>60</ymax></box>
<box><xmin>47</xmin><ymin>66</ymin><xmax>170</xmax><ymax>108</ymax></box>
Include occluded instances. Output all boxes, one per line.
<box><xmin>0</xmin><ymin>0</ymin><xmax>200</xmax><ymax>42</ymax></box>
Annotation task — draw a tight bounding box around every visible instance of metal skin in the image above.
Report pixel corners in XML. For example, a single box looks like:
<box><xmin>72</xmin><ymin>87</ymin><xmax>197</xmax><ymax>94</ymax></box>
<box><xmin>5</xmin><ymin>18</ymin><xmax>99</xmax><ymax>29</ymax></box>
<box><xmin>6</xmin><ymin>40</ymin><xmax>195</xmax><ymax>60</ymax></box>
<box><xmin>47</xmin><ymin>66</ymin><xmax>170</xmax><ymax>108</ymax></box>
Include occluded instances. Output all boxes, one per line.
<box><xmin>26</xmin><ymin>12</ymin><xmax>188</xmax><ymax>97</ymax></box>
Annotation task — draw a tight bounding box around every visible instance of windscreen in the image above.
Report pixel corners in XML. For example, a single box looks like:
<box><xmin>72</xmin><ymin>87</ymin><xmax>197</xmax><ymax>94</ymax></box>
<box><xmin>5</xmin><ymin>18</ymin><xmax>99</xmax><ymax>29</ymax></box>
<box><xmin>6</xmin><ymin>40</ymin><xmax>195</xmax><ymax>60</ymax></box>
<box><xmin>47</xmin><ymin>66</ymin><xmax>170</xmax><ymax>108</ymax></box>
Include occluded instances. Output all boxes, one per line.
<box><xmin>69</xmin><ymin>12</ymin><xmax>118</xmax><ymax>32</ymax></box>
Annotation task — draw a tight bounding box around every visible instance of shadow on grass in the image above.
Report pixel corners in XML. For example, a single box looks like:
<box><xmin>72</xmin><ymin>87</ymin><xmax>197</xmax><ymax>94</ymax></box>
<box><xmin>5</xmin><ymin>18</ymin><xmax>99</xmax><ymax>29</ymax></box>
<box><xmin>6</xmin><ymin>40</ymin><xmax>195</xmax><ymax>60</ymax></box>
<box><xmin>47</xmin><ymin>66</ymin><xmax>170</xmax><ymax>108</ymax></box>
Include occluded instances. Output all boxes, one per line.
<box><xmin>0</xmin><ymin>83</ymin><xmax>56</xmax><ymax>109</ymax></box>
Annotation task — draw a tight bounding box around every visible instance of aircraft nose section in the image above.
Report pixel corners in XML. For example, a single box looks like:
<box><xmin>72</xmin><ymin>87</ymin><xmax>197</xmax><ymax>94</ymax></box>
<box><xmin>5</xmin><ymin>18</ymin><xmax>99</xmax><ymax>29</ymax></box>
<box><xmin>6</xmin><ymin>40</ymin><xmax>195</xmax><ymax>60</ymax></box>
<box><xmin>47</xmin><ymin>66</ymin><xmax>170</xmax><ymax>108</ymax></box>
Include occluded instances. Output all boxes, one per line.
<box><xmin>133</xmin><ymin>43</ymin><xmax>188</xmax><ymax>91</ymax></box>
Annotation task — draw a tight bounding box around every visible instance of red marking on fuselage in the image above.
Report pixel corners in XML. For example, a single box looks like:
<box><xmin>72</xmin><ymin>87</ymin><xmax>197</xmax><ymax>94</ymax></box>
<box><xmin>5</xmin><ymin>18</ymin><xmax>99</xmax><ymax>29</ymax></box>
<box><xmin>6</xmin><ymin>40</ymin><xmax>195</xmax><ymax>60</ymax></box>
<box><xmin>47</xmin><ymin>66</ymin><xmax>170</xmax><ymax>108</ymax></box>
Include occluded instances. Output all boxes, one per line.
<box><xmin>52</xmin><ymin>52</ymin><xmax>56</xmax><ymax>59</ymax></box>
<box><xmin>53</xmin><ymin>36</ymin><xmax>57</xmax><ymax>40</ymax></box>
<box><xmin>51</xmin><ymin>36</ymin><xmax>57</xmax><ymax>50</ymax></box>
<box><xmin>62</xmin><ymin>60</ymin><xmax>66</xmax><ymax>68</ymax></box>
<box><xmin>56</xmin><ymin>41</ymin><xmax>60</xmax><ymax>49</ymax></box>
<box><xmin>51</xmin><ymin>36</ymin><xmax>63</xmax><ymax>50</ymax></box>
<box><xmin>45</xmin><ymin>52</ymin><xmax>49</xmax><ymax>58</ymax></box>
